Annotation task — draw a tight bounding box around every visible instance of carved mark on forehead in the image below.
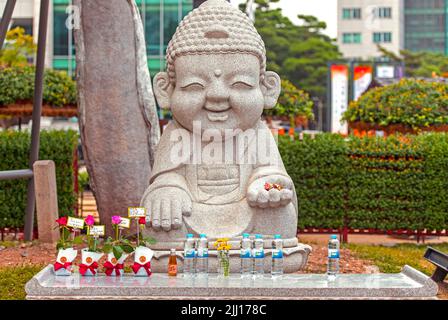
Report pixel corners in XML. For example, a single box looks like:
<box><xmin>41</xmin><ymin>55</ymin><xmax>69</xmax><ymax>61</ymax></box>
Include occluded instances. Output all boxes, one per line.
<box><xmin>214</xmin><ymin>69</ymin><xmax>223</xmax><ymax>77</ymax></box>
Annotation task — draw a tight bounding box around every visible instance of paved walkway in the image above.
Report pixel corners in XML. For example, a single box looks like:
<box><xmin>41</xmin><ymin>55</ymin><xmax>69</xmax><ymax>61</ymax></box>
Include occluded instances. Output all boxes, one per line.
<box><xmin>78</xmin><ymin>190</ymin><xmax>99</xmax><ymax>221</ymax></box>
<box><xmin>299</xmin><ymin>234</ymin><xmax>448</xmax><ymax>245</ymax></box>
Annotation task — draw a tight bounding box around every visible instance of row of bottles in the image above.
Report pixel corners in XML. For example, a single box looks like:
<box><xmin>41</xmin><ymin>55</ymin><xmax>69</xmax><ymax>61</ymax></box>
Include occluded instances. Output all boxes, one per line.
<box><xmin>181</xmin><ymin>233</ymin><xmax>285</xmax><ymax>277</ymax></box>
<box><xmin>177</xmin><ymin>233</ymin><xmax>340</xmax><ymax>279</ymax></box>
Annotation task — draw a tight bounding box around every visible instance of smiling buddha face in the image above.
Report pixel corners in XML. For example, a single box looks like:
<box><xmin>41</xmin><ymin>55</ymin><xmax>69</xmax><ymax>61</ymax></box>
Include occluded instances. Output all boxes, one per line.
<box><xmin>153</xmin><ymin>0</ymin><xmax>281</xmax><ymax>136</ymax></box>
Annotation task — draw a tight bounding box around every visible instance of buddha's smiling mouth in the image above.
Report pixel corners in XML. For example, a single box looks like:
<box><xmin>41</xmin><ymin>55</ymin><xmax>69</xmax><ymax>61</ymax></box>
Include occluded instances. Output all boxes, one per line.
<box><xmin>206</xmin><ymin>109</ymin><xmax>230</xmax><ymax>122</ymax></box>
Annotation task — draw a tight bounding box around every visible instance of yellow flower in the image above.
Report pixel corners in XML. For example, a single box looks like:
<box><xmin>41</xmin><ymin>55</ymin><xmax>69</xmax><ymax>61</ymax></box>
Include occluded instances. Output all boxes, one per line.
<box><xmin>214</xmin><ymin>238</ymin><xmax>231</xmax><ymax>251</ymax></box>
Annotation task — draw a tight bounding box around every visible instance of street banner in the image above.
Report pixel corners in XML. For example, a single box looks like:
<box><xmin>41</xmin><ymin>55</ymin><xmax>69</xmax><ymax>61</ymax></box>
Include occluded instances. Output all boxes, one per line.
<box><xmin>353</xmin><ymin>65</ymin><xmax>373</xmax><ymax>101</ymax></box>
<box><xmin>330</xmin><ymin>65</ymin><xmax>349</xmax><ymax>134</ymax></box>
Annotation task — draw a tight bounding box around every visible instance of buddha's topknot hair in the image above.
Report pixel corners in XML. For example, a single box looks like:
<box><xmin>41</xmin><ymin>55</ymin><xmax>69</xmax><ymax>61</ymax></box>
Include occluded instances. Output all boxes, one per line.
<box><xmin>165</xmin><ymin>0</ymin><xmax>266</xmax><ymax>83</ymax></box>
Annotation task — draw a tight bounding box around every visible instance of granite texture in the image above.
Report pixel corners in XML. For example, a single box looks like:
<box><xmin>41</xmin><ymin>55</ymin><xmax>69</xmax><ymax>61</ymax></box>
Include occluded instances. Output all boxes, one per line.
<box><xmin>74</xmin><ymin>0</ymin><xmax>159</xmax><ymax>235</ymax></box>
<box><xmin>141</xmin><ymin>0</ymin><xmax>299</xmax><ymax>248</ymax></box>
<box><xmin>25</xmin><ymin>265</ymin><xmax>438</xmax><ymax>300</ymax></box>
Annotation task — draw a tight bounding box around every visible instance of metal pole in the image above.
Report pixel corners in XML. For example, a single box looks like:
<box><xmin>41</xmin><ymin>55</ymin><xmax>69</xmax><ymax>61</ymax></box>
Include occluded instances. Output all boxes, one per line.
<box><xmin>24</xmin><ymin>0</ymin><xmax>50</xmax><ymax>241</ymax></box>
<box><xmin>0</xmin><ymin>0</ymin><xmax>16</xmax><ymax>49</ymax></box>
<box><xmin>0</xmin><ymin>169</ymin><xmax>34</xmax><ymax>181</ymax></box>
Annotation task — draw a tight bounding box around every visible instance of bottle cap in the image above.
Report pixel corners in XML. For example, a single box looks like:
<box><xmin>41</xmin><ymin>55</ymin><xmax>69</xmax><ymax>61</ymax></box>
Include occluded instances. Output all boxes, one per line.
<box><xmin>274</xmin><ymin>234</ymin><xmax>281</xmax><ymax>239</ymax></box>
<box><xmin>170</xmin><ymin>248</ymin><xmax>176</xmax><ymax>253</ymax></box>
<box><xmin>186</xmin><ymin>234</ymin><xmax>193</xmax><ymax>238</ymax></box>
<box><xmin>331</xmin><ymin>235</ymin><xmax>337</xmax><ymax>240</ymax></box>
<box><xmin>242</xmin><ymin>233</ymin><xmax>250</xmax><ymax>238</ymax></box>
<box><xmin>255</xmin><ymin>234</ymin><xmax>263</xmax><ymax>239</ymax></box>
<box><xmin>199</xmin><ymin>234</ymin><xmax>206</xmax><ymax>238</ymax></box>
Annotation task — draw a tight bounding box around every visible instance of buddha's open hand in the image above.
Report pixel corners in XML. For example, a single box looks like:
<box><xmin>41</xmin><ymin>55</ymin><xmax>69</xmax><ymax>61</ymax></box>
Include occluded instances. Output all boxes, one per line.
<box><xmin>247</xmin><ymin>175</ymin><xmax>294</xmax><ymax>209</ymax></box>
<box><xmin>145</xmin><ymin>187</ymin><xmax>192</xmax><ymax>231</ymax></box>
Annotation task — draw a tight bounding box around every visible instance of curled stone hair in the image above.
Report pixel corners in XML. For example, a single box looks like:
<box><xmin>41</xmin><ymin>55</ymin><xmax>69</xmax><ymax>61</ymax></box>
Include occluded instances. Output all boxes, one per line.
<box><xmin>165</xmin><ymin>0</ymin><xmax>267</xmax><ymax>83</ymax></box>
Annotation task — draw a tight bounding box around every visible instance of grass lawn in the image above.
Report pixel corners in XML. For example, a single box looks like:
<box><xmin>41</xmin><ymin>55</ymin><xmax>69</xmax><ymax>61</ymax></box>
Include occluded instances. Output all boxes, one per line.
<box><xmin>0</xmin><ymin>265</ymin><xmax>44</xmax><ymax>300</ymax></box>
<box><xmin>347</xmin><ymin>243</ymin><xmax>448</xmax><ymax>275</ymax></box>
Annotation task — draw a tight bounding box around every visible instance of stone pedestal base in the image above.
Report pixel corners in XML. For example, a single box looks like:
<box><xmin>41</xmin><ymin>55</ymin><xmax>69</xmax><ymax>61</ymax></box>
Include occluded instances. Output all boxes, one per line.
<box><xmin>149</xmin><ymin>238</ymin><xmax>311</xmax><ymax>273</ymax></box>
<box><xmin>25</xmin><ymin>265</ymin><xmax>438</xmax><ymax>300</ymax></box>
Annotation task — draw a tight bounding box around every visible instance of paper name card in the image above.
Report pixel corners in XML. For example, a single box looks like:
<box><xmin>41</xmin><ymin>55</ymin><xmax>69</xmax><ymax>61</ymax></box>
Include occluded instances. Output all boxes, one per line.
<box><xmin>67</xmin><ymin>217</ymin><xmax>85</xmax><ymax>229</ymax></box>
<box><xmin>118</xmin><ymin>217</ymin><xmax>131</xmax><ymax>228</ymax></box>
<box><xmin>128</xmin><ymin>207</ymin><xmax>146</xmax><ymax>218</ymax></box>
<box><xmin>88</xmin><ymin>225</ymin><xmax>105</xmax><ymax>237</ymax></box>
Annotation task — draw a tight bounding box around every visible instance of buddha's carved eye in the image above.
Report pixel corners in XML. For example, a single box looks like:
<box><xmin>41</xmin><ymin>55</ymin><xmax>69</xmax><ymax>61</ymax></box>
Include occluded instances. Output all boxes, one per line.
<box><xmin>181</xmin><ymin>82</ymin><xmax>205</xmax><ymax>90</ymax></box>
<box><xmin>232</xmin><ymin>81</ymin><xmax>253</xmax><ymax>89</ymax></box>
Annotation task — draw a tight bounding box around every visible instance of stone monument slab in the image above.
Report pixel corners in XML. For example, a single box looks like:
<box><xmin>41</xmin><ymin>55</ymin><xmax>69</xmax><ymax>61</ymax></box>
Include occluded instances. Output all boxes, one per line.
<box><xmin>25</xmin><ymin>265</ymin><xmax>438</xmax><ymax>300</ymax></box>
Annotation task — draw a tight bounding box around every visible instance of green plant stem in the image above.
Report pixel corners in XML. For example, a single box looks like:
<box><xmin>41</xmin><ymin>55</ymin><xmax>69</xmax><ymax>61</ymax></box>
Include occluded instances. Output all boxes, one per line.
<box><xmin>61</xmin><ymin>227</ymin><xmax>65</xmax><ymax>247</ymax></box>
<box><xmin>115</xmin><ymin>225</ymin><xmax>119</xmax><ymax>242</ymax></box>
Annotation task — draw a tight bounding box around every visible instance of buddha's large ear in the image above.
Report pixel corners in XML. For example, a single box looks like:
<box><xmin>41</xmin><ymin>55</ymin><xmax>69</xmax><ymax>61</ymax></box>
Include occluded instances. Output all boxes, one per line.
<box><xmin>261</xmin><ymin>71</ymin><xmax>281</xmax><ymax>109</ymax></box>
<box><xmin>153</xmin><ymin>72</ymin><xmax>174</xmax><ymax>109</ymax></box>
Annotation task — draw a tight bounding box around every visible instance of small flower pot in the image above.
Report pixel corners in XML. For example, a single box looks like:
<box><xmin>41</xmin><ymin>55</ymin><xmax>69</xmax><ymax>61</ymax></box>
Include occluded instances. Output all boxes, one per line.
<box><xmin>104</xmin><ymin>252</ymin><xmax>130</xmax><ymax>277</ymax></box>
<box><xmin>80</xmin><ymin>248</ymin><xmax>103</xmax><ymax>276</ymax></box>
<box><xmin>132</xmin><ymin>246</ymin><xmax>153</xmax><ymax>277</ymax></box>
<box><xmin>53</xmin><ymin>248</ymin><xmax>77</xmax><ymax>276</ymax></box>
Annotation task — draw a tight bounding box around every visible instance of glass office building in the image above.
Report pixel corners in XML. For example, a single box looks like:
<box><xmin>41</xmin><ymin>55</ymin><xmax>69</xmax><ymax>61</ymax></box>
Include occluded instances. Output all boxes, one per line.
<box><xmin>404</xmin><ymin>0</ymin><xmax>448</xmax><ymax>54</ymax></box>
<box><xmin>53</xmin><ymin>0</ymin><xmax>193</xmax><ymax>75</ymax></box>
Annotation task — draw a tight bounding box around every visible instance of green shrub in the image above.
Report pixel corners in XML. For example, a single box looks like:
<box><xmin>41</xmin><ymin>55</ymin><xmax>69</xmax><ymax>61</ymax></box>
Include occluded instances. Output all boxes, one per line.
<box><xmin>279</xmin><ymin>132</ymin><xmax>448</xmax><ymax>231</ymax></box>
<box><xmin>343</xmin><ymin>79</ymin><xmax>448</xmax><ymax>129</ymax></box>
<box><xmin>0</xmin><ymin>130</ymin><xmax>78</xmax><ymax>228</ymax></box>
<box><xmin>264</xmin><ymin>79</ymin><xmax>314</xmax><ymax>125</ymax></box>
<box><xmin>278</xmin><ymin>133</ymin><xmax>349</xmax><ymax>229</ymax></box>
<box><xmin>0</xmin><ymin>66</ymin><xmax>77</xmax><ymax>107</ymax></box>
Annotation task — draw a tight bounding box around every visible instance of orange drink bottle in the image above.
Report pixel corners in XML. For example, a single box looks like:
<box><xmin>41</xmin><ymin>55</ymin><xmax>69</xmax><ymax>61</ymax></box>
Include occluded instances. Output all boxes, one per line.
<box><xmin>168</xmin><ymin>249</ymin><xmax>178</xmax><ymax>276</ymax></box>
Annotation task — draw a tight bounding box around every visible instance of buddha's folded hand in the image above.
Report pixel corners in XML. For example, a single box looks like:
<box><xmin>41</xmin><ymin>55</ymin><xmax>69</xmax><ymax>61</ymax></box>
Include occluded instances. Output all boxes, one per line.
<box><xmin>145</xmin><ymin>187</ymin><xmax>192</xmax><ymax>231</ymax></box>
<box><xmin>247</xmin><ymin>175</ymin><xmax>293</xmax><ymax>209</ymax></box>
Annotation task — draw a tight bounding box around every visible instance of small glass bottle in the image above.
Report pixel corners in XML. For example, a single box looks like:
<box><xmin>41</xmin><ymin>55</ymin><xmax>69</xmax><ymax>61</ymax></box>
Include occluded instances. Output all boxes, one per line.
<box><xmin>168</xmin><ymin>249</ymin><xmax>178</xmax><ymax>276</ymax></box>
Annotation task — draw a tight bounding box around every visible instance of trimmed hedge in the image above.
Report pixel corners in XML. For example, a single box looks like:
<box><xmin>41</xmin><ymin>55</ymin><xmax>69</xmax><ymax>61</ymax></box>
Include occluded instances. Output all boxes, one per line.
<box><xmin>279</xmin><ymin>134</ymin><xmax>349</xmax><ymax>229</ymax></box>
<box><xmin>0</xmin><ymin>66</ymin><xmax>77</xmax><ymax>107</ymax></box>
<box><xmin>279</xmin><ymin>133</ymin><xmax>448</xmax><ymax>231</ymax></box>
<box><xmin>0</xmin><ymin>130</ymin><xmax>78</xmax><ymax>228</ymax></box>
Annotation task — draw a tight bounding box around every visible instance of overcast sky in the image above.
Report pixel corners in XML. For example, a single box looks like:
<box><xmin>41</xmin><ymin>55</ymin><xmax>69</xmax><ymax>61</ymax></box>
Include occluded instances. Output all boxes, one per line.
<box><xmin>230</xmin><ymin>0</ymin><xmax>338</xmax><ymax>39</ymax></box>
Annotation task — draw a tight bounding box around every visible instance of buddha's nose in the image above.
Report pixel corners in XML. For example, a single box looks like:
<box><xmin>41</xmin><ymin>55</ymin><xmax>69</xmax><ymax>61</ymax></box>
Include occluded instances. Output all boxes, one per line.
<box><xmin>205</xmin><ymin>82</ymin><xmax>230</xmax><ymax>111</ymax></box>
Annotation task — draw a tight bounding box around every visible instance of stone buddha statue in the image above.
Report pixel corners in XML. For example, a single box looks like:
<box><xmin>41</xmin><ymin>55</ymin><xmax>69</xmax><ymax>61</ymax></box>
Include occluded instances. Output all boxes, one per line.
<box><xmin>140</xmin><ymin>0</ymin><xmax>310</xmax><ymax>272</ymax></box>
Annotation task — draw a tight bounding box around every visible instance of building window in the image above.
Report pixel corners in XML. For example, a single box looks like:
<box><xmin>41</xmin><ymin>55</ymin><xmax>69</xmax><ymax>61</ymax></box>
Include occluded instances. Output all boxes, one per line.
<box><xmin>373</xmin><ymin>32</ymin><xmax>392</xmax><ymax>43</ymax></box>
<box><xmin>11</xmin><ymin>18</ymin><xmax>33</xmax><ymax>35</ymax></box>
<box><xmin>374</xmin><ymin>7</ymin><xmax>392</xmax><ymax>18</ymax></box>
<box><xmin>53</xmin><ymin>3</ymin><xmax>72</xmax><ymax>56</ymax></box>
<box><xmin>342</xmin><ymin>8</ymin><xmax>361</xmax><ymax>19</ymax></box>
<box><xmin>139</xmin><ymin>0</ymin><xmax>193</xmax><ymax>74</ymax></box>
<box><xmin>343</xmin><ymin>33</ymin><xmax>362</xmax><ymax>44</ymax></box>
<box><xmin>52</xmin><ymin>0</ymin><xmax>193</xmax><ymax>75</ymax></box>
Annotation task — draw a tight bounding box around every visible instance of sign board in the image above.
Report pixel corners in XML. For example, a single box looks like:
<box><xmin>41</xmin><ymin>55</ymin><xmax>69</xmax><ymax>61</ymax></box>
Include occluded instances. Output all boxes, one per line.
<box><xmin>353</xmin><ymin>65</ymin><xmax>373</xmax><ymax>101</ymax></box>
<box><xmin>67</xmin><ymin>217</ymin><xmax>85</xmax><ymax>229</ymax></box>
<box><xmin>376</xmin><ymin>65</ymin><xmax>395</xmax><ymax>79</ymax></box>
<box><xmin>118</xmin><ymin>217</ymin><xmax>131</xmax><ymax>229</ymax></box>
<box><xmin>330</xmin><ymin>65</ymin><xmax>349</xmax><ymax>134</ymax></box>
<box><xmin>88</xmin><ymin>225</ymin><xmax>105</xmax><ymax>237</ymax></box>
<box><xmin>128</xmin><ymin>207</ymin><xmax>146</xmax><ymax>218</ymax></box>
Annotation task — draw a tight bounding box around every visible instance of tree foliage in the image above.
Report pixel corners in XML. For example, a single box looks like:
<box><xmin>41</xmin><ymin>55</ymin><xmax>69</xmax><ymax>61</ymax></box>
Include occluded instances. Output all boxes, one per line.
<box><xmin>241</xmin><ymin>0</ymin><xmax>341</xmax><ymax>101</ymax></box>
<box><xmin>0</xmin><ymin>27</ymin><xmax>36</xmax><ymax>68</ymax></box>
<box><xmin>264</xmin><ymin>79</ymin><xmax>314</xmax><ymax>124</ymax></box>
<box><xmin>343</xmin><ymin>79</ymin><xmax>448</xmax><ymax>129</ymax></box>
<box><xmin>378</xmin><ymin>45</ymin><xmax>448</xmax><ymax>78</ymax></box>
